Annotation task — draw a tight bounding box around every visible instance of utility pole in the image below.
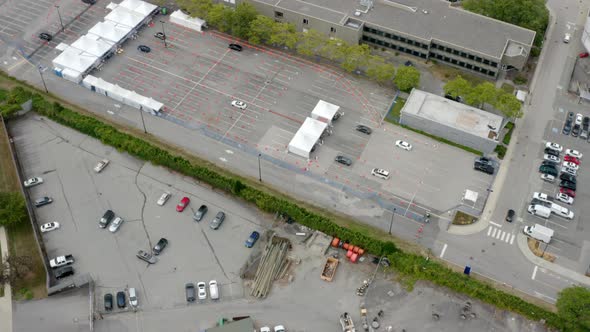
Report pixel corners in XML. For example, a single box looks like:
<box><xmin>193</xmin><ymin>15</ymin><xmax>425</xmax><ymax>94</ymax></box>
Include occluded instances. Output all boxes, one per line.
<box><xmin>55</xmin><ymin>5</ymin><xmax>64</xmax><ymax>32</ymax></box>
<box><xmin>389</xmin><ymin>208</ymin><xmax>396</xmax><ymax>235</ymax></box>
<box><xmin>258</xmin><ymin>153</ymin><xmax>262</xmax><ymax>182</ymax></box>
<box><xmin>160</xmin><ymin>20</ymin><xmax>168</xmax><ymax>48</ymax></box>
<box><xmin>37</xmin><ymin>65</ymin><xmax>48</xmax><ymax>93</ymax></box>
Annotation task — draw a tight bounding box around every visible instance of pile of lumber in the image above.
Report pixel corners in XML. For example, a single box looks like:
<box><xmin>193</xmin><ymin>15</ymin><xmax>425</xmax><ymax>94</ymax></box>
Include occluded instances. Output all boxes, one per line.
<box><xmin>250</xmin><ymin>236</ymin><xmax>291</xmax><ymax>298</ymax></box>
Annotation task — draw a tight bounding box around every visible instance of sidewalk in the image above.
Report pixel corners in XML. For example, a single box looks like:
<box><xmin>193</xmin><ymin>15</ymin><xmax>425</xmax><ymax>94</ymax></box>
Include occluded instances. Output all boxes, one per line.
<box><xmin>0</xmin><ymin>226</ymin><xmax>13</xmax><ymax>332</ymax></box>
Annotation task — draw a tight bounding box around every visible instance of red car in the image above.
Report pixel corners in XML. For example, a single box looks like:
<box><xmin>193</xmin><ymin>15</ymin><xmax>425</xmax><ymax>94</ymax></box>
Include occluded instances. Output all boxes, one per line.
<box><xmin>564</xmin><ymin>155</ymin><xmax>580</xmax><ymax>165</ymax></box>
<box><xmin>560</xmin><ymin>187</ymin><xmax>576</xmax><ymax>198</ymax></box>
<box><xmin>580</xmin><ymin>52</ymin><xmax>589</xmax><ymax>58</ymax></box>
<box><xmin>176</xmin><ymin>197</ymin><xmax>190</xmax><ymax>212</ymax></box>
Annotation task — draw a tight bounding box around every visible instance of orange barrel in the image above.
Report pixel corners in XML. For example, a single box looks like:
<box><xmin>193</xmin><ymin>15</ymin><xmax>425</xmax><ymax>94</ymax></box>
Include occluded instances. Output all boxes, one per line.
<box><xmin>358</xmin><ymin>248</ymin><xmax>365</xmax><ymax>255</ymax></box>
<box><xmin>350</xmin><ymin>253</ymin><xmax>358</xmax><ymax>262</ymax></box>
<box><xmin>343</xmin><ymin>243</ymin><xmax>350</xmax><ymax>250</ymax></box>
<box><xmin>352</xmin><ymin>246</ymin><xmax>359</xmax><ymax>253</ymax></box>
<box><xmin>331</xmin><ymin>237</ymin><xmax>340</xmax><ymax>247</ymax></box>
<box><xmin>346</xmin><ymin>249</ymin><xmax>353</xmax><ymax>258</ymax></box>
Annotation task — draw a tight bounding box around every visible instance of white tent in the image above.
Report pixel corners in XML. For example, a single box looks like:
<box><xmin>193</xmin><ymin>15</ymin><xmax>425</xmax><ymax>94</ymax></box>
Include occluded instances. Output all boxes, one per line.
<box><xmin>288</xmin><ymin>117</ymin><xmax>328</xmax><ymax>159</ymax></box>
<box><xmin>71</xmin><ymin>34</ymin><xmax>115</xmax><ymax>58</ymax></box>
<box><xmin>88</xmin><ymin>21</ymin><xmax>133</xmax><ymax>43</ymax></box>
<box><xmin>82</xmin><ymin>75</ymin><xmax>163</xmax><ymax>114</ymax></box>
<box><xmin>105</xmin><ymin>5</ymin><xmax>145</xmax><ymax>28</ymax></box>
<box><xmin>52</xmin><ymin>46</ymin><xmax>99</xmax><ymax>82</ymax></box>
<box><xmin>117</xmin><ymin>0</ymin><xmax>158</xmax><ymax>16</ymax></box>
<box><xmin>170</xmin><ymin>10</ymin><xmax>207</xmax><ymax>32</ymax></box>
<box><xmin>462</xmin><ymin>189</ymin><xmax>479</xmax><ymax>205</ymax></box>
<box><xmin>311</xmin><ymin>100</ymin><xmax>340</xmax><ymax>124</ymax></box>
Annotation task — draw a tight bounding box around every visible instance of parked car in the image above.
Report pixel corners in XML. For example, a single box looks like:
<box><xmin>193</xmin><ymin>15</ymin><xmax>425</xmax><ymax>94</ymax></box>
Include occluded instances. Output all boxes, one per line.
<box><xmin>475</xmin><ymin>156</ymin><xmax>494</xmax><ymax>166</ymax></box>
<box><xmin>274</xmin><ymin>326</ymin><xmax>286</xmax><ymax>332</ymax></box>
<box><xmin>334</xmin><ymin>155</ymin><xmax>352</xmax><ymax>166</ymax></box>
<box><xmin>209</xmin><ymin>280</ymin><xmax>219</xmax><ymax>300</ymax></box>
<box><xmin>544</xmin><ymin>148</ymin><xmax>560</xmax><ymax>157</ymax></box>
<box><xmin>560</xmin><ymin>173</ymin><xmax>576</xmax><ymax>183</ymax></box>
<box><xmin>128</xmin><ymin>288</ymin><xmax>138</xmax><ymax>307</ymax></box>
<box><xmin>116</xmin><ymin>291</ymin><xmax>126</xmax><ymax>308</ymax></box>
<box><xmin>545</xmin><ymin>142</ymin><xmax>563</xmax><ymax>152</ymax></box>
<box><xmin>395</xmin><ymin>140</ymin><xmax>412</xmax><ymax>151</ymax></box>
<box><xmin>104</xmin><ymin>293</ymin><xmax>113</xmax><ymax>311</ymax></box>
<box><xmin>245</xmin><ymin>231</ymin><xmax>260</xmax><ymax>248</ymax></box>
<box><xmin>210</xmin><ymin>211</ymin><xmax>226</xmax><ymax>230</ymax></box>
<box><xmin>540</xmin><ymin>173</ymin><xmax>555</xmax><ymax>182</ymax></box>
<box><xmin>99</xmin><ymin>210</ymin><xmax>115</xmax><ymax>228</ymax></box>
<box><xmin>94</xmin><ymin>159</ymin><xmax>110</xmax><ymax>173</ymax></box>
<box><xmin>560</xmin><ymin>187</ymin><xmax>576</xmax><ymax>198</ymax></box>
<box><xmin>228</xmin><ymin>43</ymin><xmax>243</xmax><ymax>51</ymax></box>
<box><xmin>541</xmin><ymin>160</ymin><xmax>558</xmax><ymax>167</ymax></box>
<box><xmin>563</xmin><ymin>120</ymin><xmax>572</xmax><ymax>135</ymax></box>
<box><xmin>136</xmin><ymin>250</ymin><xmax>157</xmax><ymax>264</ymax></box>
<box><xmin>562</xmin><ymin>161</ymin><xmax>579</xmax><ymax>170</ymax></box>
<box><xmin>556</xmin><ymin>192</ymin><xmax>574</xmax><ymax>205</ymax></box>
<box><xmin>560</xmin><ymin>180</ymin><xmax>576</xmax><ymax>191</ymax></box>
<box><xmin>564</xmin><ymin>155</ymin><xmax>580</xmax><ymax>165</ymax></box>
<box><xmin>580</xmin><ymin>52</ymin><xmax>590</xmax><ymax>58</ymax></box>
<box><xmin>575</xmin><ymin>113</ymin><xmax>583</xmax><ymax>125</ymax></box>
<box><xmin>82</xmin><ymin>0</ymin><xmax>97</xmax><ymax>4</ymax></box>
<box><xmin>154</xmin><ymin>32</ymin><xmax>166</xmax><ymax>40</ymax></box>
<box><xmin>153</xmin><ymin>238</ymin><xmax>168</xmax><ymax>255</ymax></box>
<box><xmin>185</xmin><ymin>283</ymin><xmax>196</xmax><ymax>302</ymax></box>
<box><xmin>108</xmin><ymin>217</ymin><xmax>124</xmax><ymax>233</ymax></box>
<box><xmin>371</xmin><ymin>168</ymin><xmax>390</xmax><ymax>179</ymax></box>
<box><xmin>40</xmin><ymin>222</ymin><xmax>60</xmax><ymax>233</ymax></box>
<box><xmin>197</xmin><ymin>282</ymin><xmax>207</xmax><ymax>300</ymax></box>
<box><xmin>231</xmin><ymin>100</ymin><xmax>247</xmax><ymax>109</ymax></box>
<box><xmin>39</xmin><ymin>32</ymin><xmax>52</xmax><ymax>41</ymax></box>
<box><xmin>505</xmin><ymin>209</ymin><xmax>515</xmax><ymax>223</ymax></box>
<box><xmin>564</xmin><ymin>32</ymin><xmax>572</xmax><ymax>43</ymax></box>
<box><xmin>24</xmin><ymin>177</ymin><xmax>43</xmax><ymax>187</ymax></box>
<box><xmin>54</xmin><ymin>266</ymin><xmax>74</xmax><ymax>279</ymax></box>
<box><xmin>260</xmin><ymin>328</ymin><xmax>271</xmax><ymax>332</ymax></box>
<box><xmin>176</xmin><ymin>196</ymin><xmax>190</xmax><ymax>212</ymax></box>
<box><xmin>157</xmin><ymin>192</ymin><xmax>171</xmax><ymax>206</ymax></box>
<box><xmin>562</xmin><ymin>167</ymin><xmax>577</xmax><ymax>176</ymax></box>
<box><xmin>539</xmin><ymin>165</ymin><xmax>558</xmax><ymax>176</ymax></box>
<box><xmin>565</xmin><ymin>149</ymin><xmax>583</xmax><ymax>159</ymax></box>
<box><xmin>474</xmin><ymin>163</ymin><xmax>494</xmax><ymax>174</ymax></box>
<box><xmin>34</xmin><ymin>196</ymin><xmax>53</xmax><ymax>207</ymax></box>
<box><xmin>572</xmin><ymin>124</ymin><xmax>581</xmax><ymax>137</ymax></box>
<box><xmin>193</xmin><ymin>204</ymin><xmax>208</xmax><ymax>221</ymax></box>
<box><xmin>543</xmin><ymin>154</ymin><xmax>560</xmax><ymax>163</ymax></box>
<box><xmin>355</xmin><ymin>125</ymin><xmax>372</xmax><ymax>135</ymax></box>
<box><xmin>445</xmin><ymin>94</ymin><xmax>463</xmax><ymax>103</ymax></box>
<box><xmin>137</xmin><ymin>45</ymin><xmax>151</xmax><ymax>53</ymax></box>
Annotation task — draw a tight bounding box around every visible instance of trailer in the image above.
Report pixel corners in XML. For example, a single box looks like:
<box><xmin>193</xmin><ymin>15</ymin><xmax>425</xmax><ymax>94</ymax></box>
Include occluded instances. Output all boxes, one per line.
<box><xmin>320</xmin><ymin>257</ymin><xmax>339</xmax><ymax>282</ymax></box>
<box><xmin>339</xmin><ymin>312</ymin><xmax>356</xmax><ymax>332</ymax></box>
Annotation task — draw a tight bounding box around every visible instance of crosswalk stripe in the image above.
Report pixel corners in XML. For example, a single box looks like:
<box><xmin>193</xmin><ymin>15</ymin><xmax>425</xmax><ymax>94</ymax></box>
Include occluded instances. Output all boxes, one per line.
<box><xmin>491</xmin><ymin>228</ymin><xmax>497</xmax><ymax>237</ymax></box>
<box><xmin>496</xmin><ymin>230</ymin><xmax>502</xmax><ymax>239</ymax></box>
<box><xmin>505</xmin><ymin>234</ymin><xmax>511</xmax><ymax>243</ymax></box>
<box><xmin>487</xmin><ymin>226</ymin><xmax>492</xmax><ymax>236</ymax></box>
<box><xmin>500</xmin><ymin>232</ymin><xmax>506</xmax><ymax>241</ymax></box>
<box><xmin>510</xmin><ymin>234</ymin><xmax>515</xmax><ymax>244</ymax></box>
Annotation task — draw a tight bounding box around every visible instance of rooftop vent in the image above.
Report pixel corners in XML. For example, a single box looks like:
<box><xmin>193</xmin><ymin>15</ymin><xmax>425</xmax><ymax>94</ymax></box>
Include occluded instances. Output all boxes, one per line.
<box><xmin>354</xmin><ymin>10</ymin><xmax>361</xmax><ymax>16</ymax></box>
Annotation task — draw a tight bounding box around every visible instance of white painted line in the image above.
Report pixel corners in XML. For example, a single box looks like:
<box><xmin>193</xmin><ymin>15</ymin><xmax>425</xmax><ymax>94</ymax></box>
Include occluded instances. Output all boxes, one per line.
<box><xmin>491</xmin><ymin>228</ymin><xmax>497</xmax><ymax>237</ymax></box>
<box><xmin>504</xmin><ymin>234</ymin><xmax>510</xmax><ymax>243</ymax></box>
<box><xmin>532</xmin><ymin>265</ymin><xmax>538</xmax><ymax>280</ymax></box>
<box><xmin>487</xmin><ymin>226</ymin><xmax>492</xmax><ymax>236</ymax></box>
<box><xmin>510</xmin><ymin>234</ymin><xmax>515</xmax><ymax>244</ymax></box>
<box><xmin>440</xmin><ymin>243</ymin><xmax>448</xmax><ymax>258</ymax></box>
<box><xmin>500</xmin><ymin>232</ymin><xmax>506</xmax><ymax>241</ymax></box>
<box><xmin>489</xmin><ymin>221</ymin><xmax>502</xmax><ymax>228</ymax></box>
<box><xmin>495</xmin><ymin>230</ymin><xmax>502</xmax><ymax>239</ymax></box>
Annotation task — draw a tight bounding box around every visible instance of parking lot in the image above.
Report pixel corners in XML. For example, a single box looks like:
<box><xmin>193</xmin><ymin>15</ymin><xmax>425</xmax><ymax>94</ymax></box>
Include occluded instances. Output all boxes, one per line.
<box><xmin>522</xmin><ymin>107</ymin><xmax>590</xmax><ymax>272</ymax></box>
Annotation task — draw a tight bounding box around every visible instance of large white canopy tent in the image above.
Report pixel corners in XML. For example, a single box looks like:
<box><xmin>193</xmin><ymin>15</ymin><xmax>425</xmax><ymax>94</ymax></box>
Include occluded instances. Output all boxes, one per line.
<box><xmin>311</xmin><ymin>100</ymin><xmax>340</xmax><ymax>124</ymax></box>
<box><xmin>288</xmin><ymin>117</ymin><xmax>328</xmax><ymax>159</ymax></box>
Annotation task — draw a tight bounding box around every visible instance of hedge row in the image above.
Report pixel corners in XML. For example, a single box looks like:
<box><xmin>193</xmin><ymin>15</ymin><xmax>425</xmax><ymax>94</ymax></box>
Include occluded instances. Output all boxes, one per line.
<box><xmin>24</xmin><ymin>90</ymin><xmax>561</xmax><ymax>329</ymax></box>
<box><xmin>503</xmin><ymin>122</ymin><xmax>515</xmax><ymax>145</ymax></box>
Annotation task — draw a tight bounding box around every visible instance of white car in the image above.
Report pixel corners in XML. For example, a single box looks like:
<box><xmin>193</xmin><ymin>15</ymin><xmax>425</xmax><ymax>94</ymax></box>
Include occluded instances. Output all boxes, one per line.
<box><xmin>94</xmin><ymin>159</ymin><xmax>110</xmax><ymax>173</ymax></box>
<box><xmin>575</xmin><ymin>113</ymin><xmax>583</xmax><ymax>125</ymax></box>
<box><xmin>40</xmin><ymin>222</ymin><xmax>60</xmax><ymax>233</ymax></box>
<box><xmin>260</xmin><ymin>328</ymin><xmax>271</xmax><ymax>332</ymax></box>
<box><xmin>231</xmin><ymin>100</ymin><xmax>247</xmax><ymax>109</ymax></box>
<box><xmin>565</xmin><ymin>149</ymin><xmax>583</xmax><ymax>159</ymax></box>
<box><xmin>395</xmin><ymin>140</ymin><xmax>412</xmax><ymax>151</ymax></box>
<box><xmin>197</xmin><ymin>282</ymin><xmax>207</xmax><ymax>300</ymax></box>
<box><xmin>543</xmin><ymin>154</ymin><xmax>560</xmax><ymax>163</ymax></box>
<box><xmin>532</xmin><ymin>192</ymin><xmax>550</xmax><ymax>203</ymax></box>
<box><xmin>540</xmin><ymin>174</ymin><xmax>555</xmax><ymax>182</ymax></box>
<box><xmin>274</xmin><ymin>326</ymin><xmax>286</xmax><ymax>332</ymax></box>
<box><xmin>562</xmin><ymin>161</ymin><xmax>579</xmax><ymax>170</ymax></box>
<box><xmin>209</xmin><ymin>280</ymin><xmax>219</xmax><ymax>300</ymax></box>
<box><xmin>556</xmin><ymin>192</ymin><xmax>574</xmax><ymax>205</ymax></box>
<box><xmin>24</xmin><ymin>177</ymin><xmax>43</xmax><ymax>188</ymax></box>
<box><xmin>108</xmin><ymin>217</ymin><xmax>124</xmax><ymax>233</ymax></box>
<box><xmin>157</xmin><ymin>192</ymin><xmax>171</xmax><ymax>206</ymax></box>
<box><xmin>564</xmin><ymin>33</ymin><xmax>571</xmax><ymax>43</ymax></box>
<box><xmin>562</xmin><ymin>167</ymin><xmax>577</xmax><ymax>176</ymax></box>
<box><xmin>545</xmin><ymin>142</ymin><xmax>563</xmax><ymax>152</ymax></box>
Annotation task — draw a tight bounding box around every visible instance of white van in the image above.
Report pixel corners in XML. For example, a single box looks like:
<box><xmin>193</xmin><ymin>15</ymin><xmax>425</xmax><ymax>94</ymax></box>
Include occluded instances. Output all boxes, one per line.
<box><xmin>564</xmin><ymin>33</ymin><xmax>571</xmax><ymax>43</ymax></box>
<box><xmin>551</xmin><ymin>203</ymin><xmax>574</xmax><ymax>220</ymax></box>
<box><xmin>371</xmin><ymin>168</ymin><xmax>390</xmax><ymax>180</ymax></box>
<box><xmin>128</xmin><ymin>287</ymin><xmax>138</xmax><ymax>307</ymax></box>
<box><xmin>209</xmin><ymin>280</ymin><xmax>219</xmax><ymax>300</ymax></box>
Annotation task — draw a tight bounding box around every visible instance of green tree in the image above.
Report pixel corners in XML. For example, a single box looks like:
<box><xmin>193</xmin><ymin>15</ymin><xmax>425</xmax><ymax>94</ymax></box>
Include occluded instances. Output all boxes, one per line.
<box><xmin>296</xmin><ymin>29</ymin><xmax>325</xmax><ymax>57</ymax></box>
<box><xmin>443</xmin><ymin>76</ymin><xmax>471</xmax><ymax>99</ymax></box>
<box><xmin>463</xmin><ymin>0</ymin><xmax>548</xmax><ymax>46</ymax></box>
<box><xmin>465</xmin><ymin>81</ymin><xmax>497</xmax><ymax>107</ymax></box>
<box><xmin>340</xmin><ymin>44</ymin><xmax>371</xmax><ymax>73</ymax></box>
<box><xmin>269</xmin><ymin>22</ymin><xmax>299</xmax><ymax>49</ymax></box>
<box><xmin>556</xmin><ymin>286</ymin><xmax>590</xmax><ymax>332</ymax></box>
<box><xmin>0</xmin><ymin>192</ymin><xmax>27</xmax><ymax>227</ymax></box>
<box><xmin>495</xmin><ymin>92</ymin><xmax>523</xmax><ymax>118</ymax></box>
<box><xmin>319</xmin><ymin>38</ymin><xmax>348</xmax><ymax>62</ymax></box>
<box><xmin>248</xmin><ymin>15</ymin><xmax>275</xmax><ymax>45</ymax></box>
<box><xmin>394</xmin><ymin>66</ymin><xmax>420</xmax><ymax>92</ymax></box>
<box><xmin>366</xmin><ymin>56</ymin><xmax>396</xmax><ymax>84</ymax></box>
<box><xmin>206</xmin><ymin>4</ymin><xmax>233</xmax><ymax>33</ymax></box>
<box><xmin>232</xmin><ymin>2</ymin><xmax>258</xmax><ymax>39</ymax></box>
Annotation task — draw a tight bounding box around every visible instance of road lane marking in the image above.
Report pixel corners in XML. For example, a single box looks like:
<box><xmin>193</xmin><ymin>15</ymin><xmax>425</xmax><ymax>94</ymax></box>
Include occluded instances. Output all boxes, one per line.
<box><xmin>489</xmin><ymin>221</ymin><xmax>502</xmax><ymax>227</ymax></box>
<box><xmin>440</xmin><ymin>243</ymin><xmax>448</xmax><ymax>258</ymax></box>
<box><xmin>487</xmin><ymin>227</ymin><xmax>492</xmax><ymax>236</ymax></box>
<box><xmin>491</xmin><ymin>228</ymin><xmax>497</xmax><ymax>237</ymax></box>
<box><xmin>509</xmin><ymin>234</ymin><xmax>515</xmax><ymax>244</ymax></box>
<box><xmin>532</xmin><ymin>265</ymin><xmax>538</xmax><ymax>280</ymax></box>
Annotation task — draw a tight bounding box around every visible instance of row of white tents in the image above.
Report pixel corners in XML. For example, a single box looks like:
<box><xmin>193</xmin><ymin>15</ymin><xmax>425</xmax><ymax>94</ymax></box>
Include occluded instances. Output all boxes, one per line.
<box><xmin>287</xmin><ymin>100</ymin><xmax>340</xmax><ymax>159</ymax></box>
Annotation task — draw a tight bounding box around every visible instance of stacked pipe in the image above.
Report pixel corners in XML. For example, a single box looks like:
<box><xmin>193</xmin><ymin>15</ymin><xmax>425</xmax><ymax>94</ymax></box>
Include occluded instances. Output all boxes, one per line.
<box><xmin>250</xmin><ymin>237</ymin><xmax>291</xmax><ymax>298</ymax></box>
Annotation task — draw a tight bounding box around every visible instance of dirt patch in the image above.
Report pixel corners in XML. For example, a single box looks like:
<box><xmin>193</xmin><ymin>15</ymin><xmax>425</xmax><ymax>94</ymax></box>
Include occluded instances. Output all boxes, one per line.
<box><xmin>6</xmin><ymin>221</ymin><xmax>47</xmax><ymax>299</ymax></box>
<box><xmin>429</xmin><ymin>63</ymin><xmax>489</xmax><ymax>85</ymax></box>
<box><xmin>527</xmin><ymin>238</ymin><xmax>556</xmax><ymax>262</ymax></box>
<box><xmin>452</xmin><ymin>211</ymin><xmax>478</xmax><ymax>225</ymax></box>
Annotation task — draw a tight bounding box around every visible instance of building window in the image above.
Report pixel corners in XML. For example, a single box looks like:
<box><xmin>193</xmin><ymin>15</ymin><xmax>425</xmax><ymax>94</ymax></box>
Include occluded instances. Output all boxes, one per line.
<box><xmin>488</xmin><ymin>71</ymin><xmax>496</xmax><ymax>77</ymax></box>
<box><xmin>330</xmin><ymin>27</ymin><xmax>336</xmax><ymax>33</ymax></box>
<box><xmin>412</xmin><ymin>50</ymin><xmax>419</xmax><ymax>56</ymax></box>
<box><xmin>407</xmin><ymin>40</ymin><xmax>414</xmax><ymax>45</ymax></box>
<box><xmin>468</xmin><ymin>54</ymin><xmax>475</xmax><ymax>60</ymax></box>
<box><xmin>422</xmin><ymin>44</ymin><xmax>428</xmax><ymax>49</ymax></box>
<box><xmin>491</xmin><ymin>62</ymin><xmax>498</xmax><ymax>67</ymax></box>
<box><xmin>481</xmin><ymin>69</ymin><xmax>488</xmax><ymax>75</ymax></box>
<box><xmin>451</xmin><ymin>59</ymin><xmax>457</xmax><ymax>64</ymax></box>
<box><xmin>392</xmin><ymin>35</ymin><xmax>399</xmax><ymax>41</ymax></box>
<box><xmin>473</xmin><ymin>66</ymin><xmax>480</xmax><ymax>71</ymax></box>
<box><xmin>376</xmin><ymin>30</ymin><xmax>384</xmax><ymax>36</ymax></box>
<box><xmin>444</xmin><ymin>57</ymin><xmax>450</xmax><ymax>62</ymax></box>
<box><xmin>399</xmin><ymin>37</ymin><xmax>406</xmax><ymax>43</ymax></box>
<box><xmin>385</xmin><ymin>33</ymin><xmax>391</xmax><ymax>39</ymax></box>
<box><xmin>275</xmin><ymin>11</ymin><xmax>283</xmax><ymax>18</ymax></box>
<box><xmin>466</xmin><ymin>64</ymin><xmax>473</xmax><ymax>69</ymax></box>
<box><xmin>483</xmin><ymin>59</ymin><xmax>490</xmax><ymax>65</ymax></box>
<box><xmin>445</xmin><ymin>47</ymin><xmax>452</xmax><ymax>53</ymax></box>
<box><xmin>420</xmin><ymin>53</ymin><xmax>427</xmax><ymax>59</ymax></box>
<box><xmin>383</xmin><ymin>41</ymin><xmax>391</xmax><ymax>48</ymax></box>
<box><xmin>398</xmin><ymin>46</ymin><xmax>405</xmax><ymax>52</ymax></box>
<box><xmin>475</xmin><ymin>56</ymin><xmax>482</xmax><ymax>63</ymax></box>
<box><xmin>458</xmin><ymin>61</ymin><xmax>465</xmax><ymax>67</ymax></box>
<box><xmin>460</xmin><ymin>52</ymin><xmax>467</xmax><ymax>58</ymax></box>
<box><xmin>303</xmin><ymin>18</ymin><xmax>308</xmax><ymax>24</ymax></box>
<box><xmin>452</xmin><ymin>49</ymin><xmax>460</xmax><ymax>55</ymax></box>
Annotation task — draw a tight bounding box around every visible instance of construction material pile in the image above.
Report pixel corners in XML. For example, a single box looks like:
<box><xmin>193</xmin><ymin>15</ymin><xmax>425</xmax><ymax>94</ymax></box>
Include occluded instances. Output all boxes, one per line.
<box><xmin>250</xmin><ymin>236</ymin><xmax>291</xmax><ymax>298</ymax></box>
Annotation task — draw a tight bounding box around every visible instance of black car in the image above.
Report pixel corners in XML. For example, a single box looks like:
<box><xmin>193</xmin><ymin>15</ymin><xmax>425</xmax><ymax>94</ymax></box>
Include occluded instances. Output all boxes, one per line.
<box><xmin>154</xmin><ymin>32</ymin><xmax>166</xmax><ymax>40</ymax></box>
<box><xmin>404</xmin><ymin>60</ymin><xmax>414</xmax><ymax>67</ymax></box>
<box><xmin>563</xmin><ymin>120</ymin><xmax>572</xmax><ymax>135</ymax></box>
<box><xmin>544</xmin><ymin>148</ymin><xmax>560</xmax><ymax>157</ymax></box>
<box><xmin>54</xmin><ymin>266</ymin><xmax>74</xmax><ymax>279</ymax></box>
<box><xmin>474</xmin><ymin>163</ymin><xmax>494</xmax><ymax>174</ymax></box>
<box><xmin>104</xmin><ymin>293</ymin><xmax>113</xmax><ymax>311</ymax></box>
<box><xmin>193</xmin><ymin>204</ymin><xmax>208</xmax><ymax>221</ymax></box>
<box><xmin>82</xmin><ymin>0</ymin><xmax>96</xmax><ymax>4</ymax></box>
<box><xmin>560</xmin><ymin>180</ymin><xmax>576</xmax><ymax>191</ymax></box>
<box><xmin>137</xmin><ymin>45</ymin><xmax>151</xmax><ymax>53</ymax></box>
<box><xmin>39</xmin><ymin>33</ymin><xmax>52</xmax><ymax>41</ymax></box>
<box><xmin>99</xmin><ymin>209</ymin><xmax>115</xmax><ymax>228</ymax></box>
<box><xmin>474</xmin><ymin>156</ymin><xmax>493</xmax><ymax>166</ymax></box>
<box><xmin>228</xmin><ymin>43</ymin><xmax>243</xmax><ymax>51</ymax></box>
<box><xmin>572</xmin><ymin>124</ymin><xmax>581</xmax><ymax>137</ymax></box>
<box><xmin>567</xmin><ymin>112</ymin><xmax>574</xmax><ymax>121</ymax></box>
<box><xmin>505</xmin><ymin>209</ymin><xmax>515</xmax><ymax>223</ymax></box>
<box><xmin>153</xmin><ymin>238</ymin><xmax>168</xmax><ymax>255</ymax></box>
<box><xmin>185</xmin><ymin>283</ymin><xmax>196</xmax><ymax>302</ymax></box>
<box><xmin>34</xmin><ymin>196</ymin><xmax>53</xmax><ymax>207</ymax></box>
<box><xmin>539</xmin><ymin>165</ymin><xmax>558</xmax><ymax>176</ymax></box>
<box><xmin>335</xmin><ymin>155</ymin><xmax>352</xmax><ymax>166</ymax></box>
<box><xmin>116</xmin><ymin>291</ymin><xmax>126</xmax><ymax>308</ymax></box>
<box><xmin>541</xmin><ymin>160</ymin><xmax>558</xmax><ymax>167</ymax></box>
<box><xmin>583</xmin><ymin>116</ymin><xmax>590</xmax><ymax>129</ymax></box>
<box><xmin>444</xmin><ymin>94</ymin><xmax>463</xmax><ymax>103</ymax></box>
<box><xmin>560</xmin><ymin>173</ymin><xmax>576</xmax><ymax>183</ymax></box>
<box><xmin>355</xmin><ymin>125</ymin><xmax>372</xmax><ymax>135</ymax></box>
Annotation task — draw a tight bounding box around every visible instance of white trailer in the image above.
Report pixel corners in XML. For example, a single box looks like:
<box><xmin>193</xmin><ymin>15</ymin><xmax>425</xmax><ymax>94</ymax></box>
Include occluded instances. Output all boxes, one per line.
<box><xmin>523</xmin><ymin>224</ymin><xmax>554</xmax><ymax>243</ymax></box>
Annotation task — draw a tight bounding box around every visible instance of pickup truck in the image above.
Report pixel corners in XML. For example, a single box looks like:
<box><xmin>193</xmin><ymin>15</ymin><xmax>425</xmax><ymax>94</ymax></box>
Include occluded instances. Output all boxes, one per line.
<box><xmin>50</xmin><ymin>255</ymin><xmax>75</xmax><ymax>268</ymax></box>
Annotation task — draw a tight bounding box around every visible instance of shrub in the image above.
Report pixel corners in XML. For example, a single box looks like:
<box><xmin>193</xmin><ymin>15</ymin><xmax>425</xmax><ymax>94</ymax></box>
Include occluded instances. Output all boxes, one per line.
<box><xmin>503</xmin><ymin>122</ymin><xmax>515</xmax><ymax>145</ymax></box>
<box><xmin>494</xmin><ymin>145</ymin><xmax>507</xmax><ymax>159</ymax></box>
<box><xmin>513</xmin><ymin>76</ymin><xmax>528</xmax><ymax>85</ymax></box>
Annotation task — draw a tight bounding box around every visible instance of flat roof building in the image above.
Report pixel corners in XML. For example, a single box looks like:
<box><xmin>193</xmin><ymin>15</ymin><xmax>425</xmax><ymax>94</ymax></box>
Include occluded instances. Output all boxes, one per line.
<box><xmin>400</xmin><ymin>89</ymin><xmax>503</xmax><ymax>154</ymax></box>
<box><xmin>239</xmin><ymin>0</ymin><xmax>536</xmax><ymax>78</ymax></box>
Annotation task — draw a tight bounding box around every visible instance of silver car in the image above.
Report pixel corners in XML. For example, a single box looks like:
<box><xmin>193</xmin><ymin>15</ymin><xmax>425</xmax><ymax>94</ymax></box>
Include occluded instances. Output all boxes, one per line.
<box><xmin>136</xmin><ymin>250</ymin><xmax>157</xmax><ymax>264</ymax></box>
<box><xmin>210</xmin><ymin>211</ymin><xmax>225</xmax><ymax>230</ymax></box>
<box><xmin>108</xmin><ymin>217</ymin><xmax>124</xmax><ymax>233</ymax></box>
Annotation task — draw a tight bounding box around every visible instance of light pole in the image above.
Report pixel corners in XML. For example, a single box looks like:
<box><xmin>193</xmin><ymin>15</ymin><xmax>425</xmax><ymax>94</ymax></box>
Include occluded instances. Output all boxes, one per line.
<box><xmin>139</xmin><ymin>108</ymin><xmax>147</xmax><ymax>134</ymax></box>
<box><xmin>55</xmin><ymin>5</ymin><xmax>64</xmax><ymax>32</ymax></box>
<box><xmin>37</xmin><ymin>65</ymin><xmax>48</xmax><ymax>93</ymax></box>
<box><xmin>160</xmin><ymin>20</ymin><xmax>168</xmax><ymax>48</ymax></box>
<box><xmin>258</xmin><ymin>153</ymin><xmax>262</xmax><ymax>182</ymax></box>
<box><xmin>388</xmin><ymin>208</ymin><xmax>396</xmax><ymax>235</ymax></box>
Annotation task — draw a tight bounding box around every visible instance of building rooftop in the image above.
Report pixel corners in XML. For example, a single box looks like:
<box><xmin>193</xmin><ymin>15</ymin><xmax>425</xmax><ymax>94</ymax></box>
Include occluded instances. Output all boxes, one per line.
<box><xmin>206</xmin><ymin>318</ymin><xmax>255</xmax><ymax>332</ymax></box>
<box><xmin>270</xmin><ymin>0</ymin><xmax>536</xmax><ymax>59</ymax></box>
<box><xmin>401</xmin><ymin>89</ymin><xmax>503</xmax><ymax>140</ymax></box>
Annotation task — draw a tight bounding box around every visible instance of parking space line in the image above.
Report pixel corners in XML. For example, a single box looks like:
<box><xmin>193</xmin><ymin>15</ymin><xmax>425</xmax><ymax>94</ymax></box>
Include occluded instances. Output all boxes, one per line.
<box><xmin>532</xmin><ymin>265</ymin><xmax>538</xmax><ymax>280</ymax></box>
<box><xmin>440</xmin><ymin>243</ymin><xmax>448</xmax><ymax>258</ymax></box>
